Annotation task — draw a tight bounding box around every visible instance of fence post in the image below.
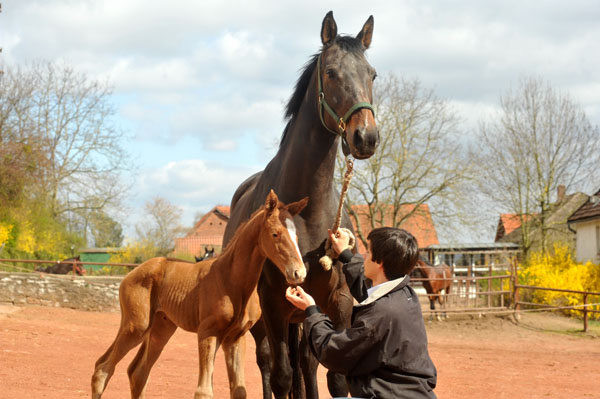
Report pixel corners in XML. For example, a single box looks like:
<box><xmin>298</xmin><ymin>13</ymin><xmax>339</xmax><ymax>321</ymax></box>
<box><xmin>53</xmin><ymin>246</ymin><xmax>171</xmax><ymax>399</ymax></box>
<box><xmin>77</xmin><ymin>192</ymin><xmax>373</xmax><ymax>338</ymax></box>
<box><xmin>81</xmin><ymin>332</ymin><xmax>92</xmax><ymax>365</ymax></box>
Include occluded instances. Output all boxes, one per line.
<box><xmin>583</xmin><ymin>294</ymin><xmax>588</xmax><ymax>333</ymax></box>
<box><xmin>486</xmin><ymin>254</ymin><xmax>491</xmax><ymax>308</ymax></box>
<box><xmin>512</xmin><ymin>259</ymin><xmax>520</xmax><ymax>321</ymax></box>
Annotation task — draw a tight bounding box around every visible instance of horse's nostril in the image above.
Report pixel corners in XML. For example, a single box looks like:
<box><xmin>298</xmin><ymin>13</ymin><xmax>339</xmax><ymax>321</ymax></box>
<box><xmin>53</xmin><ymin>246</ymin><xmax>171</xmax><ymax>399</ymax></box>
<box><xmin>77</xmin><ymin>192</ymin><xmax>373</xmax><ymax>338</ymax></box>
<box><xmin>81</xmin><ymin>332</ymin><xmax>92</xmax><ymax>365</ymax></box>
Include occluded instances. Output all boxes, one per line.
<box><xmin>353</xmin><ymin>129</ymin><xmax>364</xmax><ymax>147</ymax></box>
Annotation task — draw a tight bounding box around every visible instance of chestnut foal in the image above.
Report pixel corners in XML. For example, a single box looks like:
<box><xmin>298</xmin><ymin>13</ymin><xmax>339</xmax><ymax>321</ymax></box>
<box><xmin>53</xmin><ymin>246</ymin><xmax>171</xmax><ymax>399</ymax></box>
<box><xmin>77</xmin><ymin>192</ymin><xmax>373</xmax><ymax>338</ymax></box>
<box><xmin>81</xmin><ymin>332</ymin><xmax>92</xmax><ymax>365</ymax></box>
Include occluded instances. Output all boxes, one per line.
<box><xmin>91</xmin><ymin>190</ymin><xmax>307</xmax><ymax>399</ymax></box>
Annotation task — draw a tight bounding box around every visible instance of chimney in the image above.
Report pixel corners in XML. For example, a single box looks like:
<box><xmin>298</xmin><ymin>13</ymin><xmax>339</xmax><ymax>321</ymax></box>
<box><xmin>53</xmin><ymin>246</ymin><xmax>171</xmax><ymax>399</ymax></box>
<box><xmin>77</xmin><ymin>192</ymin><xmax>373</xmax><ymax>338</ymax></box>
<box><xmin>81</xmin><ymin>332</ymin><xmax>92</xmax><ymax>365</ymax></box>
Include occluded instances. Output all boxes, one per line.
<box><xmin>557</xmin><ymin>185</ymin><xmax>566</xmax><ymax>203</ymax></box>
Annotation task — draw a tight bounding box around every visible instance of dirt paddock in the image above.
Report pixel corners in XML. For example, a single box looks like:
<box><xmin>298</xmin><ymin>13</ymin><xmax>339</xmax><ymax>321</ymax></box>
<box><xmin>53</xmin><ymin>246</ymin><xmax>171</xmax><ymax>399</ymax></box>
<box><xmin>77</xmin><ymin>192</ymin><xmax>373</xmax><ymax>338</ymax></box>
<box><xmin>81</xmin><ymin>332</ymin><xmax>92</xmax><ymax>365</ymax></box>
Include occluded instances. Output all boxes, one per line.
<box><xmin>1</xmin><ymin>305</ymin><xmax>598</xmax><ymax>399</ymax></box>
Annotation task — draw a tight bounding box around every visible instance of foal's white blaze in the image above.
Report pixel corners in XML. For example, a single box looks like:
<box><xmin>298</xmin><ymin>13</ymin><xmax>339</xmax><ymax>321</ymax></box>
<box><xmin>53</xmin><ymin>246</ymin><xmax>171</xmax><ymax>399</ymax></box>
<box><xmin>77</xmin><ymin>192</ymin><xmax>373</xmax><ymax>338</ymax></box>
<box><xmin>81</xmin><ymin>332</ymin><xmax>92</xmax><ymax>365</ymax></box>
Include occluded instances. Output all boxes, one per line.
<box><xmin>285</xmin><ymin>218</ymin><xmax>303</xmax><ymax>261</ymax></box>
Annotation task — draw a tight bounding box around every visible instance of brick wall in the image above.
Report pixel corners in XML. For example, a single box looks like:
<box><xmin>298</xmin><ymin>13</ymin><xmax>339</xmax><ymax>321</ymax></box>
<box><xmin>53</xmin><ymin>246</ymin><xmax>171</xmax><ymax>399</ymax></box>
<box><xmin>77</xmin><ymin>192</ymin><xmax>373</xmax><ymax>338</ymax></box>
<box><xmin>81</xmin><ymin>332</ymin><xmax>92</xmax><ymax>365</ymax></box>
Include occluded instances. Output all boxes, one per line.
<box><xmin>0</xmin><ymin>272</ymin><xmax>122</xmax><ymax>311</ymax></box>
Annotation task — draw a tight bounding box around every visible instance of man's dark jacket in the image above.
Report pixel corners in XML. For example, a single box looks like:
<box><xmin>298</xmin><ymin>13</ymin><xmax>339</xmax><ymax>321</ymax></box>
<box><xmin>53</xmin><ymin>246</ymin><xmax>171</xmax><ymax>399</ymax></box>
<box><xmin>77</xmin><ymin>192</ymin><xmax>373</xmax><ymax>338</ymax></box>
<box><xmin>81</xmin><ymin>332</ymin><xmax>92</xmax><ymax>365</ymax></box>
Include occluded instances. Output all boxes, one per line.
<box><xmin>303</xmin><ymin>251</ymin><xmax>437</xmax><ymax>399</ymax></box>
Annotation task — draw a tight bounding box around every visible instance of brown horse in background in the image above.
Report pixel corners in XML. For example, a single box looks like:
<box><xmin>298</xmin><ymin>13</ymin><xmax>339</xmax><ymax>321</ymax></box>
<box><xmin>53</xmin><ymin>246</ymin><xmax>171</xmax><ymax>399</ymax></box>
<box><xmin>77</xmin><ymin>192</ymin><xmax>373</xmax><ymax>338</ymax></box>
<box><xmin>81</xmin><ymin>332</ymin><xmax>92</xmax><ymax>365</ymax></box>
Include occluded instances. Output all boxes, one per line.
<box><xmin>414</xmin><ymin>259</ymin><xmax>453</xmax><ymax>321</ymax></box>
<box><xmin>223</xmin><ymin>11</ymin><xmax>379</xmax><ymax>399</ymax></box>
<box><xmin>91</xmin><ymin>191</ymin><xmax>308</xmax><ymax>399</ymax></box>
<box><xmin>35</xmin><ymin>256</ymin><xmax>85</xmax><ymax>275</ymax></box>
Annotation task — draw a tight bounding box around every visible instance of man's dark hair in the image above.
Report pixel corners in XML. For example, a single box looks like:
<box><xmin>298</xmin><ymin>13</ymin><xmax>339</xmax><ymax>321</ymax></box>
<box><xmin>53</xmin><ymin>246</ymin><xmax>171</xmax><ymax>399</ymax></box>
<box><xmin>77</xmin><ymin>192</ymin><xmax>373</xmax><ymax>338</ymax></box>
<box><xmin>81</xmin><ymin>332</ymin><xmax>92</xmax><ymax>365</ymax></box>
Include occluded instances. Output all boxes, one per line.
<box><xmin>367</xmin><ymin>227</ymin><xmax>419</xmax><ymax>280</ymax></box>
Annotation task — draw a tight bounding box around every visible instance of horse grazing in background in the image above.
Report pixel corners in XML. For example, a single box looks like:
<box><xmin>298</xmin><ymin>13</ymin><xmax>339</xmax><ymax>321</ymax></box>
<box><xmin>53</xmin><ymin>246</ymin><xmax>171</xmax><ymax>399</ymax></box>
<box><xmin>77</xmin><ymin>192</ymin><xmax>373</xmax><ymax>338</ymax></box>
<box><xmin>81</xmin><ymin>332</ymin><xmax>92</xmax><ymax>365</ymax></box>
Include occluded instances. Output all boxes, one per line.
<box><xmin>91</xmin><ymin>191</ymin><xmax>308</xmax><ymax>399</ymax></box>
<box><xmin>35</xmin><ymin>256</ymin><xmax>85</xmax><ymax>276</ymax></box>
<box><xmin>223</xmin><ymin>11</ymin><xmax>379</xmax><ymax>399</ymax></box>
<box><xmin>413</xmin><ymin>259</ymin><xmax>453</xmax><ymax>321</ymax></box>
<box><xmin>195</xmin><ymin>246</ymin><xmax>216</xmax><ymax>262</ymax></box>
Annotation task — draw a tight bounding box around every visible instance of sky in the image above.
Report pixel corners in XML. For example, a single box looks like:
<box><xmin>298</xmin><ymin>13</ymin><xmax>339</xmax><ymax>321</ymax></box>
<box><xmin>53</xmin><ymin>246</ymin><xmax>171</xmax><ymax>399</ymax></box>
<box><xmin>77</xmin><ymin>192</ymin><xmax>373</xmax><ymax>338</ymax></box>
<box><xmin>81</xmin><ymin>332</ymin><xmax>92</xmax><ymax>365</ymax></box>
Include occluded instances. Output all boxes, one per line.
<box><xmin>2</xmin><ymin>0</ymin><xmax>599</xmax><ymax>242</ymax></box>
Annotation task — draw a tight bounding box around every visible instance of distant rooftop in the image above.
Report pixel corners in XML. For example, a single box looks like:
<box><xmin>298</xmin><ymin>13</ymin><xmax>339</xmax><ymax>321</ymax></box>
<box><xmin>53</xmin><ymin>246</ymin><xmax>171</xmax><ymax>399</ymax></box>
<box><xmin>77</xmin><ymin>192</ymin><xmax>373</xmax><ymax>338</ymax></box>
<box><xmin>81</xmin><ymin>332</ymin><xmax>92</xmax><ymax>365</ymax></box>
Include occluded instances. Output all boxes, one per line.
<box><xmin>428</xmin><ymin>242</ymin><xmax>520</xmax><ymax>251</ymax></box>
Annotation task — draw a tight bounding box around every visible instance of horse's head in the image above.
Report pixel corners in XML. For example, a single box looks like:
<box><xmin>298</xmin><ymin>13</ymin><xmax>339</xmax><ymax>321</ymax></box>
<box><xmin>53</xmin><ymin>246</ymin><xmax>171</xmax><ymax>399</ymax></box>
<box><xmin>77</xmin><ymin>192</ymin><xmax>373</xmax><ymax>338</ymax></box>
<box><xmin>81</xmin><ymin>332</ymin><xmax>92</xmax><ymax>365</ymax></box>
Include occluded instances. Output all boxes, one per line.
<box><xmin>317</xmin><ymin>11</ymin><xmax>379</xmax><ymax>159</ymax></box>
<box><xmin>260</xmin><ymin>190</ymin><xmax>308</xmax><ymax>285</ymax></box>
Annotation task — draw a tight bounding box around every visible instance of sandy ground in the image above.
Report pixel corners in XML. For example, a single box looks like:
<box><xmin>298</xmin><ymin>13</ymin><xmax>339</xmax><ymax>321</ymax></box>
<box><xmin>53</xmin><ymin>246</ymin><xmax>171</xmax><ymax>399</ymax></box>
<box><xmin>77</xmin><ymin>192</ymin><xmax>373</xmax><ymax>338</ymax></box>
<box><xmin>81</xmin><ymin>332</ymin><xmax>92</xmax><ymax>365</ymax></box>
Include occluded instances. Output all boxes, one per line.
<box><xmin>0</xmin><ymin>304</ymin><xmax>598</xmax><ymax>399</ymax></box>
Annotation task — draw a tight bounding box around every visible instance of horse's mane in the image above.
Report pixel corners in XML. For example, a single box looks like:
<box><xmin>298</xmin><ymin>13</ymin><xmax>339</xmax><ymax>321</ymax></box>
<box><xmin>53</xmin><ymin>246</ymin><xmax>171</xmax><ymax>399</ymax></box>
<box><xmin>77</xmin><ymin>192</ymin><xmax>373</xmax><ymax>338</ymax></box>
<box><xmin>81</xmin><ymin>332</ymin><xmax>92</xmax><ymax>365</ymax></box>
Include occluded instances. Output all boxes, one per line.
<box><xmin>281</xmin><ymin>35</ymin><xmax>365</xmax><ymax>146</ymax></box>
<box><xmin>220</xmin><ymin>205</ymin><xmax>267</xmax><ymax>257</ymax></box>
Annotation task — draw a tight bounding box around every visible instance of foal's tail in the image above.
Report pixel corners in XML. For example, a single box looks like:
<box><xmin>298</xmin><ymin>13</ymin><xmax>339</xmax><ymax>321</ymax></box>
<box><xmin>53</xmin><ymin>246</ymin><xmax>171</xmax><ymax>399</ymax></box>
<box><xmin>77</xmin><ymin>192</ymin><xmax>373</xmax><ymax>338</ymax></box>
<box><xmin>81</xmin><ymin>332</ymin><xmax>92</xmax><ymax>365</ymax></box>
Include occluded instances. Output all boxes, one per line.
<box><xmin>288</xmin><ymin>322</ymin><xmax>303</xmax><ymax>399</ymax></box>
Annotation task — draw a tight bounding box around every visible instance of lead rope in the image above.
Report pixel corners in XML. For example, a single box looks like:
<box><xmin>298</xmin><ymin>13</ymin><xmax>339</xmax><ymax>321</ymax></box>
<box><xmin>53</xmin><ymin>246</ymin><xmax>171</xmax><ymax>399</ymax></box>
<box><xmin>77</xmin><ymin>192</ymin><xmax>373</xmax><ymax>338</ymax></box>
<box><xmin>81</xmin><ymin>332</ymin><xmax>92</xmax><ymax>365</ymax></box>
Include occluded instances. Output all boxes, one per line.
<box><xmin>319</xmin><ymin>156</ymin><xmax>356</xmax><ymax>270</ymax></box>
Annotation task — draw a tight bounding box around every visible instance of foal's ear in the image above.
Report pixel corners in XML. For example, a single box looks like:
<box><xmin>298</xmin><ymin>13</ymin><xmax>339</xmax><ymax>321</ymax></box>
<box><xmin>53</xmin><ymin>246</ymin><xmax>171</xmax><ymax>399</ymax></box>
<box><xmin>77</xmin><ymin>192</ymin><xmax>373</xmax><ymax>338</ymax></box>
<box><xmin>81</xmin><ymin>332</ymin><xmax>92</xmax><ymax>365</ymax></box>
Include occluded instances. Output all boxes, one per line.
<box><xmin>265</xmin><ymin>189</ymin><xmax>278</xmax><ymax>215</ymax></box>
<box><xmin>321</xmin><ymin>11</ymin><xmax>337</xmax><ymax>46</ymax></box>
<box><xmin>356</xmin><ymin>15</ymin><xmax>374</xmax><ymax>49</ymax></box>
<box><xmin>286</xmin><ymin>197</ymin><xmax>309</xmax><ymax>216</ymax></box>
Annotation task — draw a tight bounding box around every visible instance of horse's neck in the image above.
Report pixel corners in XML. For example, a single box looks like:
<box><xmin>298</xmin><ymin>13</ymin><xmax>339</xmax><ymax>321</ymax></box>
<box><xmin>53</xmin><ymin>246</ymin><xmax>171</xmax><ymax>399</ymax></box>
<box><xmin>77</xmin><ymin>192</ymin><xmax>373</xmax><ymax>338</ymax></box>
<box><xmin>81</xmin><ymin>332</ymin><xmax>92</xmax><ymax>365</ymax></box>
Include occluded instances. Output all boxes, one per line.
<box><xmin>218</xmin><ymin>212</ymin><xmax>266</xmax><ymax>296</ymax></box>
<box><xmin>274</xmin><ymin>75</ymin><xmax>339</xmax><ymax>213</ymax></box>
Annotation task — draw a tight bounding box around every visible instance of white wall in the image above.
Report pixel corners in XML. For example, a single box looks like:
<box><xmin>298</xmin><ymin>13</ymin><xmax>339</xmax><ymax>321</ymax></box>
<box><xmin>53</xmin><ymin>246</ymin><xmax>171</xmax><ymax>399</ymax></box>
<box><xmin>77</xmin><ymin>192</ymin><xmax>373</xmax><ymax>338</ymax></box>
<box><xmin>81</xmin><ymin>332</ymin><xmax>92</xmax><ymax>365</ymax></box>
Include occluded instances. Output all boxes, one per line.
<box><xmin>573</xmin><ymin>219</ymin><xmax>600</xmax><ymax>264</ymax></box>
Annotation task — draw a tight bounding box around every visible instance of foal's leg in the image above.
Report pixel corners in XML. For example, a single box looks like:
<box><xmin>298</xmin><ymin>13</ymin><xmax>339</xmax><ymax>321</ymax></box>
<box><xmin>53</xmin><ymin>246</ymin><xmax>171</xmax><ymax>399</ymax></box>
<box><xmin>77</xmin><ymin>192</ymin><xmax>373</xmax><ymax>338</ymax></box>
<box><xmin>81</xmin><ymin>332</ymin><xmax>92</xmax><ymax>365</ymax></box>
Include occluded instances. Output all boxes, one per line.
<box><xmin>195</xmin><ymin>334</ymin><xmax>220</xmax><ymax>399</ymax></box>
<box><xmin>127</xmin><ymin>312</ymin><xmax>177</xmax><ymax>399</ymax></box>
<box><xmin>91</xmin><ymin>321</ymin><xmax>148</xmax><ymax>398</ymax></box>
<box><xmin>92</xmin><ymin>280</ymin><xmax>153</xmax><ymax>398</ymax></box>
<box><xmin>222</xmin><ymin>336</ymin><xmax>247</xmax><ymax>399</ymax></box>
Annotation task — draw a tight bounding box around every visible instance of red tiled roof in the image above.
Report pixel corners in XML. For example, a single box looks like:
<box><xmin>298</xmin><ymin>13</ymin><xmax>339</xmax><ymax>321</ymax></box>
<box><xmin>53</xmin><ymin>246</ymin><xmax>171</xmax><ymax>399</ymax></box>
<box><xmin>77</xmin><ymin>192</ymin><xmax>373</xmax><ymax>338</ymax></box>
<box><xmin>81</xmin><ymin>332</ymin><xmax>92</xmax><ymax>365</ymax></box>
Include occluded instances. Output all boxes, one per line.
<box><xmin>495</xmin><ymin>213</ymin><xmax>535</xmax><ymax>242</ymax></box>
<box><xmin>348</xmin><ymin>204</ymin><xmax>439</xmax><ymax>255</ymax></box>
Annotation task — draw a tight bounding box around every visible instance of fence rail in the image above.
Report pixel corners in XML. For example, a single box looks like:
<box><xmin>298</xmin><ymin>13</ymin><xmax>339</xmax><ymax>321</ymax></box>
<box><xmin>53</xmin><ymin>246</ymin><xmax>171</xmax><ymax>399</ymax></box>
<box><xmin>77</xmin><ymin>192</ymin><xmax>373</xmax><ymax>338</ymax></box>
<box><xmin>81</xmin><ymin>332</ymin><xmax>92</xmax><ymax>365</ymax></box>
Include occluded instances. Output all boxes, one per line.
<box><xmin>514</xmin><ymin>284</ymin><xmax>600</xmax><ymax>332</ymax></box>
<box><xmin>3</xmin><ymin>257</ymin><xmax>599</xmax><ymax>331</ymax></box>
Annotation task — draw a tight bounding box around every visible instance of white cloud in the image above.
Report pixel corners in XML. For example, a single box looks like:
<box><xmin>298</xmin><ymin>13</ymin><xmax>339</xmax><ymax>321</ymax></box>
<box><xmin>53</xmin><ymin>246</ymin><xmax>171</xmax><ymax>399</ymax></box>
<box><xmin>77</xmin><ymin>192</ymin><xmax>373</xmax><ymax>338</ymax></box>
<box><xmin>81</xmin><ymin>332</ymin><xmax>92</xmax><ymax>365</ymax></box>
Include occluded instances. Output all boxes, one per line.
<box><xmin>3</xmin><ymin>0</ymin><xmax>600</xmax><ymax>241</ymax></box>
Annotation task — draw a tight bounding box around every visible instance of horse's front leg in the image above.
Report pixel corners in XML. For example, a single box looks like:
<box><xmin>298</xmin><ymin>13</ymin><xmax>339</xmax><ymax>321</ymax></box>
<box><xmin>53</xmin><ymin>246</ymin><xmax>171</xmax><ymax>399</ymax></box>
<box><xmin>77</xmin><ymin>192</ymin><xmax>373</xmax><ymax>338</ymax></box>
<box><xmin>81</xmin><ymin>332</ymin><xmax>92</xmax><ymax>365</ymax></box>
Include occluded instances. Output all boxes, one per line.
<box><xmin>195</xmin><ymin>334</ymin><xmax>220</xmax><ymax>399</ymax></box>
<box><xmin>261</xmin><ymin>303</ymin><xmax>293</xmax><ymax>398</ymax></box>
<box><xmin>250</xmin><ymin>321</ymin><xmax>272</xmax><ymax>399</ymax></box>
<box><xmin>222</xmin><ymin>336</ymin><xmax>247</xmax><ymax>399</ymax></box>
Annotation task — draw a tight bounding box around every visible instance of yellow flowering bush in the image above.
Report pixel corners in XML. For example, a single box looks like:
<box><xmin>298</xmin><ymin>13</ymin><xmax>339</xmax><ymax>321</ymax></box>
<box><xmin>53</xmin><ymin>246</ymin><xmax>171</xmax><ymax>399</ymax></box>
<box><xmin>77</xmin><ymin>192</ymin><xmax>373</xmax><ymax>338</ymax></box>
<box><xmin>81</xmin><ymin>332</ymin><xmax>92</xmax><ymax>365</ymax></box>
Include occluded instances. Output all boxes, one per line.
<box><xmin>521</xmin><ymin>244</ymin><xmax>600</xmax><ymax>319</ymax></box>
<box><xmin>0</xmin><ymin>222</ymin><xmax>13</xmax><ymax>246</ymax></box>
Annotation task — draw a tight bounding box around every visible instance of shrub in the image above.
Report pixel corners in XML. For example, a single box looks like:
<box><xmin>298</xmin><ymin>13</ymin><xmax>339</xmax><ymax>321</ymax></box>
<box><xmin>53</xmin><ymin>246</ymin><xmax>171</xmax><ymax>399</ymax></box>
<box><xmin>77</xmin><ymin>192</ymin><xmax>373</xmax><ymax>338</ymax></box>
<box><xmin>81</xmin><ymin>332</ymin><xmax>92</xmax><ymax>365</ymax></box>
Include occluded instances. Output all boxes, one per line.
<box><xmin>521</xmin><ymin>243</ymin><xmax>600</xmax><ymax>319</ymax></box>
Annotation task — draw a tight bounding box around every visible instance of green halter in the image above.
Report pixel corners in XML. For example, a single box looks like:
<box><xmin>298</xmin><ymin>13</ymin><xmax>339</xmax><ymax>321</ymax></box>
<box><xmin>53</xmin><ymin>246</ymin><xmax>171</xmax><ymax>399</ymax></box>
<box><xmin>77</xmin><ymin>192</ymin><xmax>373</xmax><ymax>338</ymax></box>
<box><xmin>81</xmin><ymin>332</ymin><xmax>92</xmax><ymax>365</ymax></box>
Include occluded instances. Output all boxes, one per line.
<box><xmin>316</xmin><ymin>54</ymin><xmax>375</xmax><ymax>136</ymax></box>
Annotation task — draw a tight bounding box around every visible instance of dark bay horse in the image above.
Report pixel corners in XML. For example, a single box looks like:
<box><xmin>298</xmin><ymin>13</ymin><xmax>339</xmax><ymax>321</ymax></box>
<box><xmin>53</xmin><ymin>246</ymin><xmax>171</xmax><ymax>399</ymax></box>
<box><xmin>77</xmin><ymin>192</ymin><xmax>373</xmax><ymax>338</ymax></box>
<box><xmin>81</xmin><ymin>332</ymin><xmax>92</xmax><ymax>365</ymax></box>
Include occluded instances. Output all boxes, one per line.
<box><xmin>223</xmin><ymin>11</ymin><xmax>379</xmax><ymax>399</ymax></box>
<box><xmin>92</xmin><ymin>191</ymin><xmax>308</xmax><ymax>399</ymax></box>
<box><xmin>413</xmin><ymin>259</ymin><xmax>453</xmax><ymax>320</ymax></box>
<box><xmin>195</xmin><ymin>246</ymin><xmax>216</xmax><ymax>262</ymax></box>
<box><xmin>35</xmin><ymin>256</ymin><xmax>85</xmax><ymax>275</ymax></box>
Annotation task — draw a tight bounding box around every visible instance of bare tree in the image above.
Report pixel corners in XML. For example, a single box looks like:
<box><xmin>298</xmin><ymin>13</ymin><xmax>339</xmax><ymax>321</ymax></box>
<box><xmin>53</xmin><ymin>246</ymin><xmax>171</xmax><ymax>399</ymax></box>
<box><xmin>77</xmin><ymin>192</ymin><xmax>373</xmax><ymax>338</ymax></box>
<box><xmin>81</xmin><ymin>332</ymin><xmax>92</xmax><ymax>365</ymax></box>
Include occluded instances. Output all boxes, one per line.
<box><xmin>136</xmin><ymin>197</ymin><xmax>184</xmax><ymax>256</ymax></box>
<box><xmin>475</xmin><ymin>76</ymin><xmax>600</xmax><ymax>256</ymax></box>
<box><xmin>1</xmin><ymin>61</ymin><xmax>133</xmax><ymax>226</ymax></box>
<box><xmin>342</xmin><ymin>73</ymin><xmax>474</xmax><ymax>247</ymax></box>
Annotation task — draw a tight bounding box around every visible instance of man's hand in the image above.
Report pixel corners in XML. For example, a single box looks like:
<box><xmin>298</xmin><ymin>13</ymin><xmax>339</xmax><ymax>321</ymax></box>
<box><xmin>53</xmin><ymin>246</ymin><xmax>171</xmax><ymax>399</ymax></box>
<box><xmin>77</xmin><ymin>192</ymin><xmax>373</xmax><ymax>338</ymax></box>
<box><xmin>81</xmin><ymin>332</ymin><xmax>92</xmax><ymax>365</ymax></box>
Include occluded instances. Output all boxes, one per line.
<box><xmin>285</xmin><ymin>286</ymin><xmax>316</xmax><ymax>310</ymax></box>
<box><xmin>328</xmin><ymin>228</ymin><xmax>351</xmax><ymax>256</ymax></box>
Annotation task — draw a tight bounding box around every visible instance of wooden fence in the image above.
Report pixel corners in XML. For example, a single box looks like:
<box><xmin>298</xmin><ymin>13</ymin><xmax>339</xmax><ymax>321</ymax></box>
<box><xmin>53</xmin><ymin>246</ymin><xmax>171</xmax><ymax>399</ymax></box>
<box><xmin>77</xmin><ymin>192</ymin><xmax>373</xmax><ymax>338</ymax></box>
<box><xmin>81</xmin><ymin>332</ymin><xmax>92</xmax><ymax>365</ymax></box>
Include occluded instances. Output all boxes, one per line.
<box><xmin>0</xmin><ymin>258</ymin><xmax>137</xmax><ymax>275</ymax></box>
<box><xmin>2</xmin><ymin>257</ymin><xmax>599</xmax><ymax>331</ymax></box>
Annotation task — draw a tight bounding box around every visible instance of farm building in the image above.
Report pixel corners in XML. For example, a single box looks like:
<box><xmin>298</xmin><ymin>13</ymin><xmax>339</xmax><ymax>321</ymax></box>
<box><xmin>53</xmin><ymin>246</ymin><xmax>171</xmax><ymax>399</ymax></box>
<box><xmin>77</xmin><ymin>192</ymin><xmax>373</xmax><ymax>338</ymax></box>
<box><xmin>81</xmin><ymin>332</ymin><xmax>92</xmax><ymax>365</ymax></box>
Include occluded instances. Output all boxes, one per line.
<box><xmin>80</xmin><ymin>248</ymin><xmax>122</xmax><ymax>271</ymax></box>
<box><xmin>568</xmin><ymin>187</ymin><xmax>600</xmax><ymax>264</ymax></box>
<box><xmin>173</xmin><ymin>203</ymin><xmax>439</xmax><ymax>259</ymax></box>
<box><xmin>348</xmin><ymin>203</ymin><xmax>439</xmax><ymax>256</ymax></box>
<box><xmin>173</xmin><ymin>206</ymin><xmax>230</xmax><ymax>257</ymax></box>
<box><xmin>495</xmin><ymin>186</ymin><xmax>588</xmax><ymax>253</ymax></box>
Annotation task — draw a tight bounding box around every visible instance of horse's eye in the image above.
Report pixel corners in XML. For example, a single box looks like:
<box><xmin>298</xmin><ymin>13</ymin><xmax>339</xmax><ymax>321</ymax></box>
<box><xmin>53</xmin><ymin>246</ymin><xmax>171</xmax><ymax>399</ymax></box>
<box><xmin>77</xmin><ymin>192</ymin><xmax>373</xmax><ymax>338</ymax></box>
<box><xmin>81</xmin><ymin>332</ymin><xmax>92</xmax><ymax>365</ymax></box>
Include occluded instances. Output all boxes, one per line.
<box><xmin>272</xmin><ymin>233</ymin><xmax>278</xmax><ymax>238</ymax></box>
<box><xmin>372</xmin><ymin>72</ymin><xmax>378</xmax><ymax>81</ymax></box>
<box><xmin>326</xmin><ymin>69</ymin><xmax>337</xmax><ymax>79</ymax></box>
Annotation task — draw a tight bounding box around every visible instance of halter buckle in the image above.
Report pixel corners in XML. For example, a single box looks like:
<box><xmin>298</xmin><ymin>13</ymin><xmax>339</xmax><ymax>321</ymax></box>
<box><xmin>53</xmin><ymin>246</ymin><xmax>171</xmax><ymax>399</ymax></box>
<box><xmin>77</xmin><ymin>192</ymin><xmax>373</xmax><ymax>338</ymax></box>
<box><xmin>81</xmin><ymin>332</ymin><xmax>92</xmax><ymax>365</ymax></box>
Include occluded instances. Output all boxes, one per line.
<box><xmin>318</xmin><ymin>92</ymin><xmax>324</xmax><ymax>105</ymax></box>
<box><xmin>337</xmin><ymin>118</ymin><xmax>346</xmax><ymax>133</ymax></box>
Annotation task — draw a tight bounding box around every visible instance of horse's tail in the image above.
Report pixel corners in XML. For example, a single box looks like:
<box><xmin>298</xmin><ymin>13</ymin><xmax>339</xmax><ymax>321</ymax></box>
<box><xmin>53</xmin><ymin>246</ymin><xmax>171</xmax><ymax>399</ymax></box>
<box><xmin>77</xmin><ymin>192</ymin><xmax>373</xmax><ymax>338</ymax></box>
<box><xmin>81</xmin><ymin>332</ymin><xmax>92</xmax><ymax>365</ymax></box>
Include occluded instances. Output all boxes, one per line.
<box><xmin>288</xmin><ymin>322</ymin><xmax>303</xmax><ymax>399</ymax></box>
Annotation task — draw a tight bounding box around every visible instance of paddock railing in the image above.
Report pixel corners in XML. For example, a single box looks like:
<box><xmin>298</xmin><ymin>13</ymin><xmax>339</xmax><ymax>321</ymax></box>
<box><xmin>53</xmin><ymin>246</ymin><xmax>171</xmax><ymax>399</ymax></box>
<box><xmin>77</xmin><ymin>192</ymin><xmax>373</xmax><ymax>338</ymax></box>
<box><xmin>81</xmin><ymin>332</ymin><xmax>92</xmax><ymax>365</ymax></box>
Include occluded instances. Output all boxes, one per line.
<box><xmin>0</xmin><ymin>258</ymin><xmax>137</xmax><ymax>275</ymax></box>
<box><xmin>514</xmin><ymin>284</ymin><xmax>600</xmax><ymax>332</ymax></box>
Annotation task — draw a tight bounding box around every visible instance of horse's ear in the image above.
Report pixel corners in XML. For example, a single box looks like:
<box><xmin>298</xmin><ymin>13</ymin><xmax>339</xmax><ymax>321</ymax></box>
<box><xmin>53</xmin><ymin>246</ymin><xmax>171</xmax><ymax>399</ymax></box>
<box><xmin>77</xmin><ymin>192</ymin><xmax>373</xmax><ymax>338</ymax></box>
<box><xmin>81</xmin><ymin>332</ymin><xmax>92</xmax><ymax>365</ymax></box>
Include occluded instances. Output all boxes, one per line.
<box><xmin>286</xmin><ymin>197</ymin><xmax>309</xmax><ymax>216</ymax></box>
<box><xmin>265</xmin><ymin>189</ymin><xmax>278</xmax><ymax>215</ymax></box>
<box><xmin>356</xmin><ymin>15</ymin><xmax>374</xmax><ymax>49</ymax></box>
<box><xmin>321</xmin><ymin>11</ymin><xmax>337</xmax><ymax>46</ymax></box>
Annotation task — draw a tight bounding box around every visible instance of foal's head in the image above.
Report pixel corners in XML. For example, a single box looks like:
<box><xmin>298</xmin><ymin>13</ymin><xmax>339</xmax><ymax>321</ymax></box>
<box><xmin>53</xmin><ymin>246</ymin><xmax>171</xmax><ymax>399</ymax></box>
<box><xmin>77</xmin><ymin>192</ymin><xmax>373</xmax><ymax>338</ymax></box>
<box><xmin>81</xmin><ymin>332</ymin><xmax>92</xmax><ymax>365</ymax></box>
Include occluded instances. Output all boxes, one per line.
<box><xmin>318</xmin><ymin>11</ymin><xmax>379</xmax><ymax>159</ymax></box>
<box><xmin>260</xmin><ymin>190</ymin><xmax>308</xmax><ymax>285</ymax></box>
